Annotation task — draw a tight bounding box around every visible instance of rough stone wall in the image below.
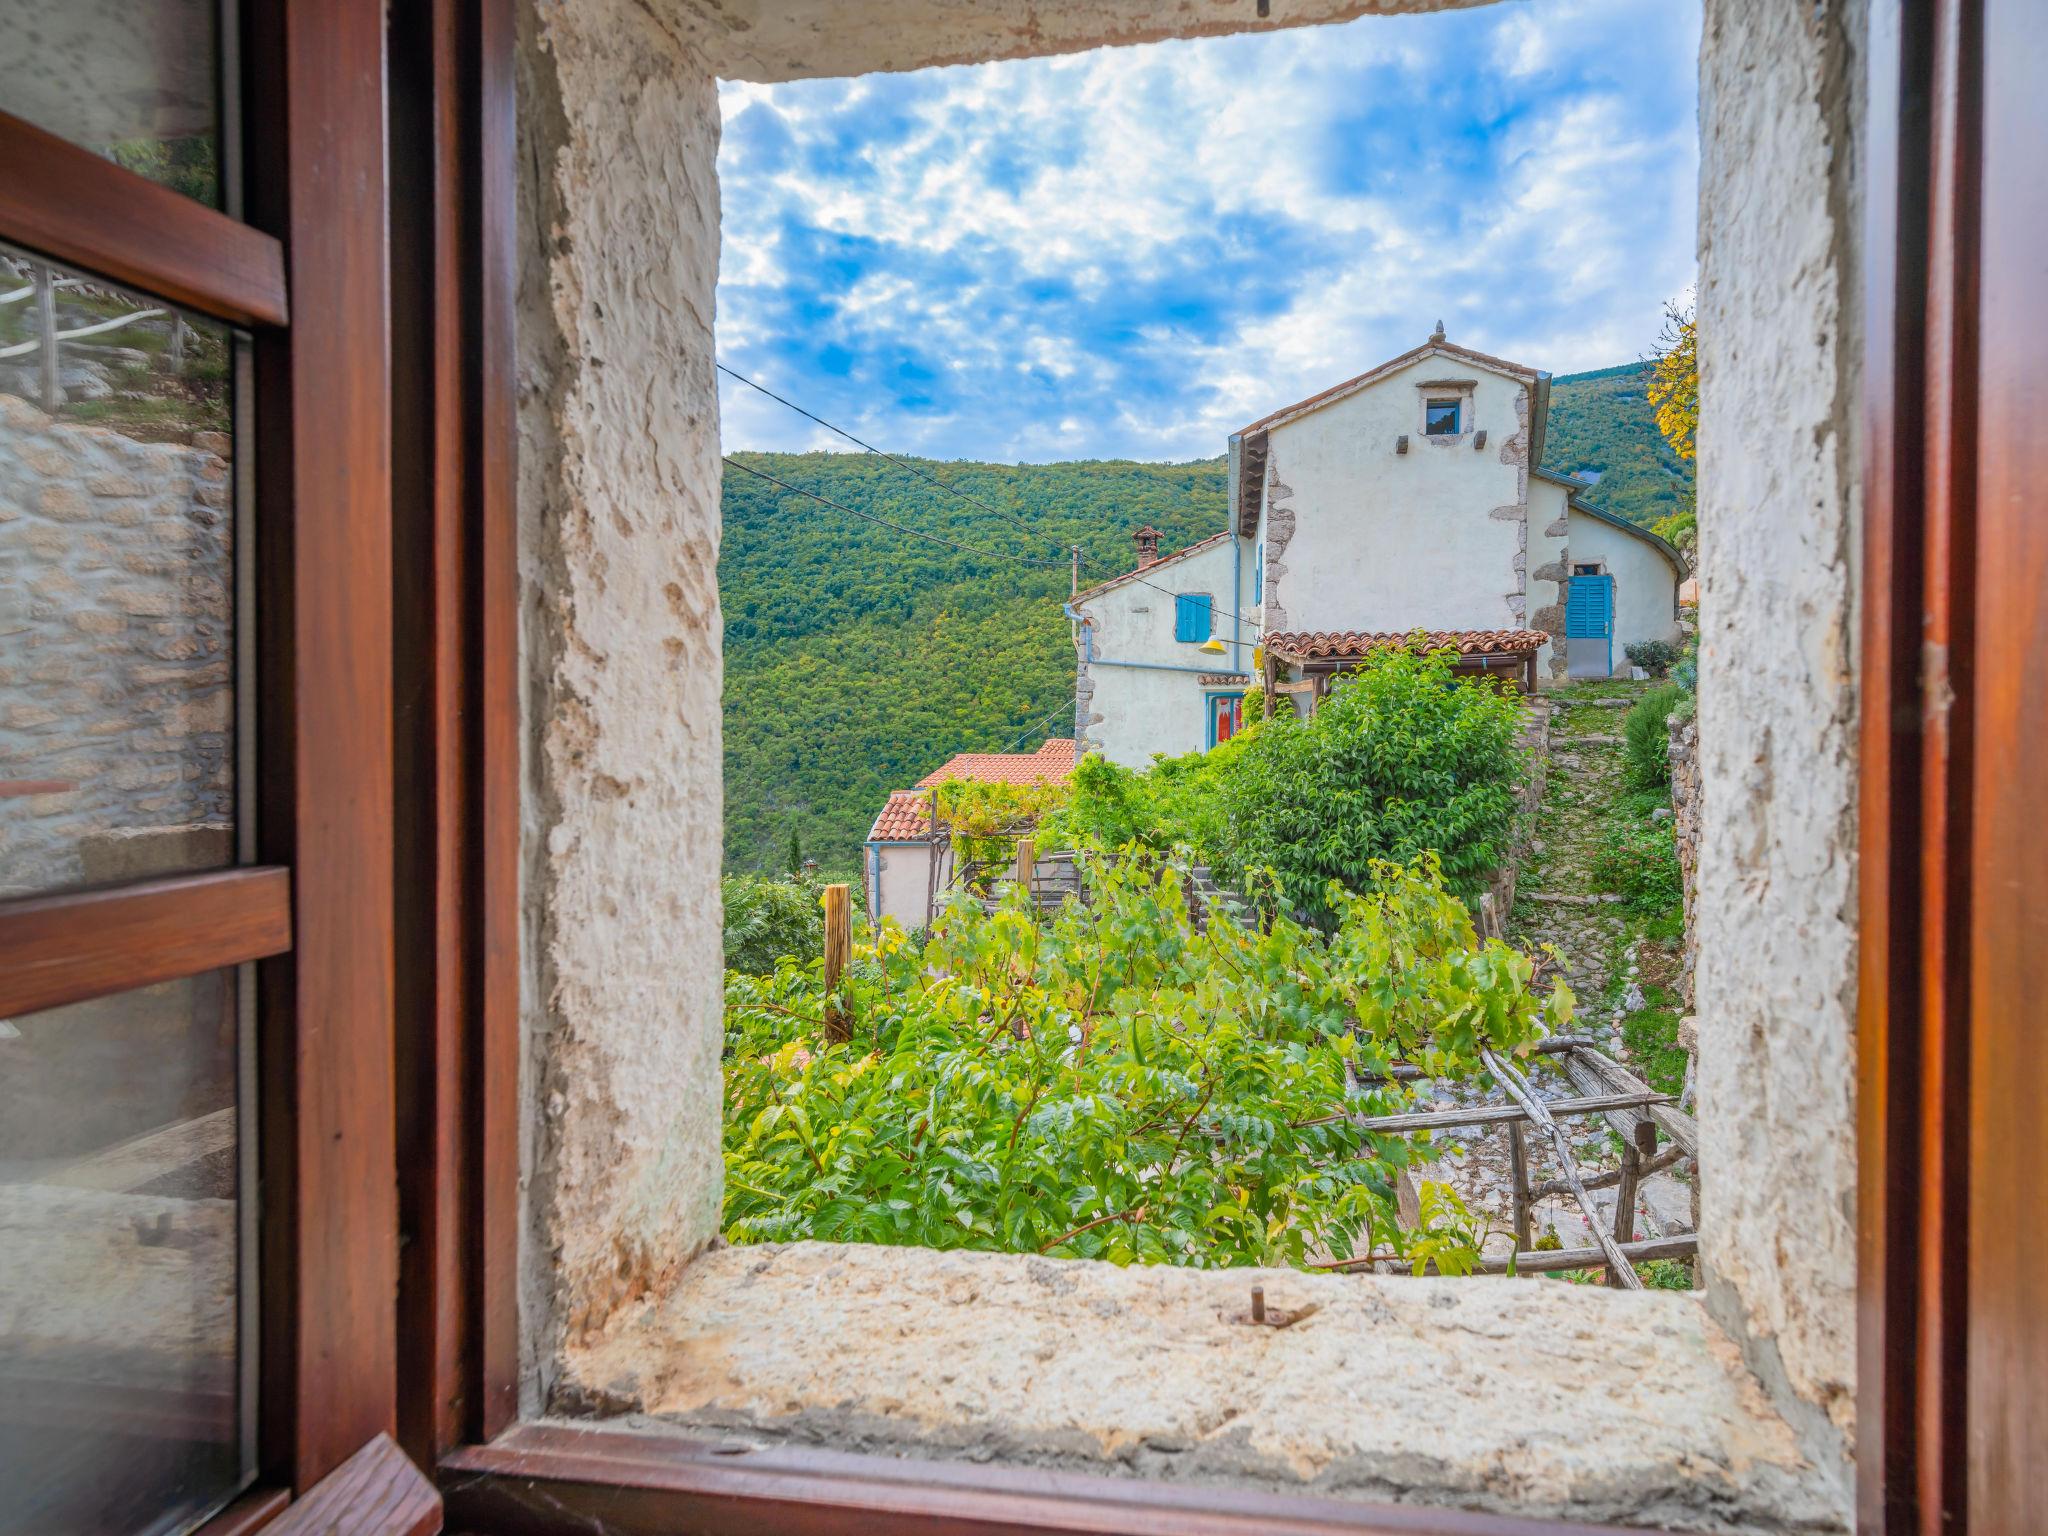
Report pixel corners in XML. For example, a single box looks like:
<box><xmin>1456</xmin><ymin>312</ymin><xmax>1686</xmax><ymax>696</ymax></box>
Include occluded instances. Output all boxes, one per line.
<box><xmin>656</xmin><ymin>0</ymin><xmax>1491</xmax><ymax>84</ymax></box>
<box><xmin>1485</xmin><ymin>384</ymin><xmax>1534</xmax><ymax>629</ymax></box>
<box><xmin>1694</xmin><ymin>0</ymin><xmax>1864</xmax><ymax>1504</ymax></box>
<box><xmin>564</xmin><ymin>1242</ymin><xmax>1842</xmax><ymax>1534</ymax></box>
<box><xmin>0</xmin><ymin>394</ymin><xmax>231</xmax><ymax>897</ymax></box>
<box><xmin>517</xmin><ymin>0</ymin><xmax>727</xmax><ymax>1412</ymax></box>
<box><xmin>1257</xmin><ymin>457</ymin><xmax>1295</xmax><ymax>634</ymax></box>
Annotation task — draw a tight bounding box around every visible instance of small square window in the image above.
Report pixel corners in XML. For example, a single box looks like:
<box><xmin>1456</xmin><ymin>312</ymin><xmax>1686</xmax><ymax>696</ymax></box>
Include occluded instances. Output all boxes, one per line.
<box><xmin>1424</xmin><ymin>398</ymin><xmax>1462</xmax><ymax>435</ymax></box>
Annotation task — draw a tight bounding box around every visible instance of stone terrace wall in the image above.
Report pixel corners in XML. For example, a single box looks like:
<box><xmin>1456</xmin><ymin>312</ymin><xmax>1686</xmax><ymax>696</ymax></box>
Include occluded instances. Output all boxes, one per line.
<box><xmin>0</xmin><ymin>393</ymin><xmax>232</xmax><ymax>896</ymax></box>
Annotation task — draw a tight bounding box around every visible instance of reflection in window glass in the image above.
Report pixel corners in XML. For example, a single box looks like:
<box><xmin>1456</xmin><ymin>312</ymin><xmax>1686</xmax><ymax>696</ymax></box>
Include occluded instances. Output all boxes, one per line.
<box><xmin>1424</xmin><ymin>397</ymin><xmax>1461</xmax><ymax>435</ymax></box>
<box><xmin>0</xmin><ymin>245</ymin><xmax>236</xmax><ymax>898</ymax></box>
<box><xmin>0</xmin><ymin>1</ymin><xmax>226</xmax><ymax>209</ymax></box>
<box><xmin>0</xmin><ymin>970</ymin><xmax>244</xmax><ymax>1536</ymax></box>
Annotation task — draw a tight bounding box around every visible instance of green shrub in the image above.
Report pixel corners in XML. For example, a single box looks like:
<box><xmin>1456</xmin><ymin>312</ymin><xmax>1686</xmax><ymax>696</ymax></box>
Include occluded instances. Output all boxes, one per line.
<box><xmin>722</xmin><ymin>852</ymin><xmax>1573</xmax><ymax>1269</ymax></box>
<box><xmin>1624</xmin><ymin>639</ymin><xmax>1679</xmax><ymax>677</ymax></box>
<box><xmin>1036</xmin><ymin>743</ymin><xmax>1235</xmax><ymax>856</ymax></box>
<box><xmin>1588</xmin><ymin>815</ymin><xmax>1683</xmax><ymax>919</ymax></box>
<box><xmin>722</xmin><ymin>873</ymin><xmax>826</xmax><ymax>975</ymax></box>
<box><xmin>1216</xmin><ymin>645</ymin><xmax>1529</xmax><ymax>921</ymax></box>
<box><xmin>1624</xmin><ymin>682</ymin><xmax>1685</xmax><ymax>790</ymax></box>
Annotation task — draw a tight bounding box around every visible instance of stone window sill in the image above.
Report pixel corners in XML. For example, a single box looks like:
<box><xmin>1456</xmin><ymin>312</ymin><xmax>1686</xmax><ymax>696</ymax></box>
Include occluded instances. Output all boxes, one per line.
<box><xmin>556</xmin><ymin>1241</ymin><xmax>1844</xmax><ymax>1534</ymax></box>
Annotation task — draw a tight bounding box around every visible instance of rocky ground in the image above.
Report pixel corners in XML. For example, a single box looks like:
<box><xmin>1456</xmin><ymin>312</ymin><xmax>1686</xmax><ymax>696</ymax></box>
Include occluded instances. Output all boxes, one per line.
<box><xmin>1408</xmin><ymin>680</ymin><xmax>1697</xmax><ymax>1271</ymax></box>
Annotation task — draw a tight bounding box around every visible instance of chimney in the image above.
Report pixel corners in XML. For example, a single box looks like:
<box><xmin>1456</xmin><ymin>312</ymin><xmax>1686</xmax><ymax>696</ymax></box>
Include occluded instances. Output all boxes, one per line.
<box><xmin>1132</xmin><ymin>525</ymin><xmax>1162</xmax><ymax>570</ymax></box>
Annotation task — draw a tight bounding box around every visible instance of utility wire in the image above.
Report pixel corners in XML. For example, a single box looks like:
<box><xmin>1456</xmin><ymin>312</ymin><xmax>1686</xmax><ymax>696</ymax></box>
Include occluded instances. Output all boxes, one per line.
<box><xmin>719</xmin><ymin>363</ymin><xmax>1055</xmax><ymax>549</ymax></box>
<box><xmin>718</xmin><ymin>364</ymin><xmax>1263</xmax><ymax>638</ymax></box>
<box><xmin>999</xmin><ymin>696</ymin><xmax>1080</xmax><ymax>753</ymax></box>
<box><xmin>722</xmin><ymin>457</ymin><xmax>1069</xmax><ymax>568</ymax></box>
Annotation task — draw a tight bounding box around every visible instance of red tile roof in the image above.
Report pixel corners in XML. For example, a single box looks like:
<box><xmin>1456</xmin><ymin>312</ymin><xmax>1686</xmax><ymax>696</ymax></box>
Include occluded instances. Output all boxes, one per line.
<box><xmin>1071</xmin><ymin>531</ymin><xmax>1234</xmax><ymax>605</ymax></box>
<box><xmin>868</xmin><ymin>740</ymin><xmax>1080</xmax><ymax>843</ymax></box>
<box><xmin>916</xmin><ymin>738</ymin><xmax>1078</xmax><ymax>789</ymax></box>
<box><xmin>868</xmin><ymin>789</ymin><xmax>933</xmax><ymax>842</ymax></box>
<box><xmin>1263</xmin><ymin>629</ymin><xmax>1548</xmax><ymax>661</ymax></box>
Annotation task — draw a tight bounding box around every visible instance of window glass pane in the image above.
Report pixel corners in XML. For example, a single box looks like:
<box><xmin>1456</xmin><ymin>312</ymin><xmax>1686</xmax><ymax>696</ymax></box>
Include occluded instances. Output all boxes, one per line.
<box><xmin>0</xmin><ymin>1</ymin><xmax>228</xmax><ymax>210</ymax></box>
<box><xmin>0</xmin><ymin>245</ymin><xmax>237</xmax><ymax>898</ymax></box>
<box><xmin>1425</xmin><ymin>398</ymin><xmax>1460</xmax><ymax>434</ymax></box>
<box><xmin>0</xmin><ymin>968</ymin><xmax>246</xmax><ymax>1535</ymax></box>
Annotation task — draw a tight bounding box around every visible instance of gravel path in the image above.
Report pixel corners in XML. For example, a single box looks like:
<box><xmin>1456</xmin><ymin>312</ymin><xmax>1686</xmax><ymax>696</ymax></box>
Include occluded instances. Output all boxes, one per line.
<box><xmin>1406</xmin><ymin>684</ymin><xmax>1694</xmax><ymax>1260</ymax></box>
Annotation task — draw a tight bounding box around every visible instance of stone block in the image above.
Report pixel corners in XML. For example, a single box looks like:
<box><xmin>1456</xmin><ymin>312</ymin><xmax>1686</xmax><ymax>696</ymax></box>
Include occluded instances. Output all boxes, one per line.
<box><xmin>86</xmin><ymin>473</ymin><xmax>151</xmax><ymax>497</ymax></box>
<box><xmin>36</xmin><ymin>484</ymin><xmax>92</xmax><ymax>521</ymax></box>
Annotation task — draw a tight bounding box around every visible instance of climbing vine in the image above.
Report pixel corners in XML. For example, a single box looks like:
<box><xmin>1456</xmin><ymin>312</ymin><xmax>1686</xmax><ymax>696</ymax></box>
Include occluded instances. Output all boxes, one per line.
<box><xmin>723</xmin><ymin>852</ymin><xmax>1572</xmax><ymax>1270</ymax></box>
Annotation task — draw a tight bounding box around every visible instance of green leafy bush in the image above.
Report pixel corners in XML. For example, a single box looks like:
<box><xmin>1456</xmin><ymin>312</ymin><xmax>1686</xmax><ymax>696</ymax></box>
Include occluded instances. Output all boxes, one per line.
<box><xmin>1624</xmin><ymin>682</ymin><xmax>1686</xmax><ymax>790</ymax></box>
<box><xmin>722</xmin><ymin>873</ymin><xmax>826</xmax><ymax>975</ymax></box>
<box><xmin>1588</xmin><ymin>815</ymin><xmax>1683</xmax><ymax>919</ymax></box>
<box><xmin>1036</xmin><ymin>742</ymin><xmax>1237</xmax><ymax>856</ymax></box>
<box><xmin>1624</xmin><ymin>639</ymin><xmax>1679</xmax><ymax>678</ymax></box>
<box><xmin>722</xmin><ymin>852</ymin><xmax>1572</xmax><ymax>1270</ymax></box>
<box><xmin>1216</xmin><ymin>645</ymin><xmax>1528</xmax><ymax>921</ymax></box>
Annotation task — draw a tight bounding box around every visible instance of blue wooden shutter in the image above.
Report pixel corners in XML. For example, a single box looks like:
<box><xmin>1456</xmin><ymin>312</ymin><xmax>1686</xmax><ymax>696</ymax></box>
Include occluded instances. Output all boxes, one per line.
<box><xmin>1253</xmin><ymin>545</ymin><xmax>1263</xmax><ymax>605</ymax></box>
<box><xmin>1175</xmin><ymin>593</ymin><xmax>1212</xmax><ymax>642</ymax></box>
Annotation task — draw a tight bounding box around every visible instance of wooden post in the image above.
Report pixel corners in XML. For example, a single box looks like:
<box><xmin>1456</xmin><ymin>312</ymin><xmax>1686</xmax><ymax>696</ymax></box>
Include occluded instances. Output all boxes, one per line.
<box><xmin>34</xmin><ymin>262</ymin><xmax>60</xmax><ymax>413</ymax></box>
<box><xmin>1609</xmin><ymin>1142</ymin><xmax>1643</xmax><ymax>1288</ymax></box>
<box><xmin>1507</xmin><ymin>1120</ymin><xmax>1532</xmax><ymax>1255</ymax></box>
<box><xmin>821</xmin><ymin>883</ymin><xmax>851</xmax><ymax>1044</ymax></box>
<box><xmin>1014</xmin><ymin>835</ymin><xmax>1034</xmax><ymax>897</ymax></box>
<box><xmin>1482</xmin><ymin>1046</ymin><xmax>1643</xmax><ymax>1290</ymax></box>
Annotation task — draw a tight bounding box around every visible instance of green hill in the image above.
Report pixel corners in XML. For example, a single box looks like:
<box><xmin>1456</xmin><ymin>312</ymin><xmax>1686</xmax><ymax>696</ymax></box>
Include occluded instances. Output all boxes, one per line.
<box><xmin>721</xmin><ymin>366</ymin><xmax>1692</xmax><ymax>878</ymax></box>
<box><xmin>1543</xmin><ymin>362</ymin><xmax>1694</xmax><ymax>526</ymax></box>
<box><xmin>721</xmin><ymin>454</ymin><xmax>1225</xmax><ymax>876</ymax></box>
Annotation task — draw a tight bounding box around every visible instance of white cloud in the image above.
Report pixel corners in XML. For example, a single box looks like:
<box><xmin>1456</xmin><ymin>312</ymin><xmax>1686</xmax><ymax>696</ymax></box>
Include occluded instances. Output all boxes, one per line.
<box><xmin>716</xmin><ymin>0</ymin><xmax>1702</xmax><ymax>462</ymax></box>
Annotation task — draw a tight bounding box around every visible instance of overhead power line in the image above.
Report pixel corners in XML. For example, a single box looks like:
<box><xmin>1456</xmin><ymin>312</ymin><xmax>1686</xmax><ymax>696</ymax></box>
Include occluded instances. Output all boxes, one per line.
<box><xmin>718</xmin><ymin>362</ymin><xmax>1054</xmax><ymax>549</ymax></box>
<box><xmin>1000</xmin><ymin>696</ymin><xmax>1079</xmax><ymax>753</ymax></box>
<box><xmin>722</xmin><ymin>457</ymin><xmax>1068</xmax><ymax>568</ymax></box>
<box><xmin>718</xmin><ymin>363</ymin><xmax>1263</xmax><ymax>635</ymax></box>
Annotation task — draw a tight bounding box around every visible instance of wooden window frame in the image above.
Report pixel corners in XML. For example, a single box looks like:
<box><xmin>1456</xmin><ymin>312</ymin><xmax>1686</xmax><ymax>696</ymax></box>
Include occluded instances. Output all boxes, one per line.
<box><xmin>1</xmin><ymin>0</ymin><xmax>432</xmax><ymax>1529</ymax></box>
<box><xmin>235</xmin><ymin>0</ymin><xmax>1991</xmax><ymax>1530</ymax></box>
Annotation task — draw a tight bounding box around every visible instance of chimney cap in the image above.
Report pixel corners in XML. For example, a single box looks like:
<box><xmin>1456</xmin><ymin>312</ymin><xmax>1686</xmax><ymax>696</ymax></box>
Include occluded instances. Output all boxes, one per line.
<box><xmin>1132</xmin><ymin>524</ymin><xmax>1163</xmax><ymax>569</ymax></box>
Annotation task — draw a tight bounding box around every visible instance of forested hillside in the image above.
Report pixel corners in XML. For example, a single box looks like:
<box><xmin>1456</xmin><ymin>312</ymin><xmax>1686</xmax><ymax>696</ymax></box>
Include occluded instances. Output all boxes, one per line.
<box><xmin>721</xmin><ymin>455</ymin><xmax>1223</xmax><ymax>875</ymax></box>
<box><xmin>1544</xmin><ymin>363</ymin><xmax>1693</xmax><ymax>527</ymax></box>
<box><xmin>721</xmin><ymin>365</ymin><xmax>1692</xmax><ymax>878</ymax></box>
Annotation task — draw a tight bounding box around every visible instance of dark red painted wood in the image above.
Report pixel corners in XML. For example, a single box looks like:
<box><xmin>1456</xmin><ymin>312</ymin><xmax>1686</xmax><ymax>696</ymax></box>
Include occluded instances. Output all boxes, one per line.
<box><xmin>244</xmin><ymin>0</ymin><xmax>401</xmax><ymax>1493</ymax></box>
<box><xmin>0</xmin><ymin>867</ymin><xmax>292</xmax><ymax>1017</ymax></box>
<box><xmin>1858</xmin><ymin>2</ymin><xmax>1934</xmax><ymax>1530</ymax></box>
<box><xmin>1915</xmin><ymin>6</ymin><xmax>1980</xmax><ymax>1529</ymax></box>
<box><xmin>473</xmin><ymin>0</ymin><xmax>525</xmax><ymax>1445</ymax></box>
<box><xmin>442</xmin><ymin>1424</ymin><xmax>1622</xmax><ymax>1536</ymax></box>
<box><xmin>390</xmin><ymin>0</ymin><xmax>476</xmax><ymax>1465</ymax></box>
<box><xmin>192</xmin><ymin>1487</ymin><xmax>292</xmax><ymax>1536</ymax></box>
<box><xmin>264</xmin><ymin>1435</ymin><xmax>440</xmax><ymax>1536</ymax></box>
<box><xmin>0</xmin><ymin>110</ymin><xmax>288</xmax><ymax>327</ymax></box>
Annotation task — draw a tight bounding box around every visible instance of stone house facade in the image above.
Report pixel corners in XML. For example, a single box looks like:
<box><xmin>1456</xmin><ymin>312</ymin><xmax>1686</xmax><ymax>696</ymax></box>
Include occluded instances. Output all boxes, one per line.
<box><xmin>1069</xmin><ymin>330</ymin><xmax>1689</xmax><ymax>766</ymax></box>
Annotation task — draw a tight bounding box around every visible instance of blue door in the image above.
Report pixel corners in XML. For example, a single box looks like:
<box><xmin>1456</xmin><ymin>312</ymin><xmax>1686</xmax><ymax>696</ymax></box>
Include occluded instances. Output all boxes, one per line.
<box><xmin>1565</xmin><ymin>573</ymin><xmax>1614</xmax><ymax>677</ymax></box>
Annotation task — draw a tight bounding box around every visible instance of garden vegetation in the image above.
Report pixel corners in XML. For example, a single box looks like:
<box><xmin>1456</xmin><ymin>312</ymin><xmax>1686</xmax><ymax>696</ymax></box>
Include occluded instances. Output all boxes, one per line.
<box><xmin>724</xmin><ymin>854</ymin><xmax>1570</xmax><ymax>1270</ymax></box>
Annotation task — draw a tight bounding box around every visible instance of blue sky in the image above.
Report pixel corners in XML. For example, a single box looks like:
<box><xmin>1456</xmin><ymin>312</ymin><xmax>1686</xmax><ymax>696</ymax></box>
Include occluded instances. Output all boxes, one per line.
<box><xmin>716</xmin><ymin>0</ymin><xmax>1701</xmax><ymax>464</ymax></box>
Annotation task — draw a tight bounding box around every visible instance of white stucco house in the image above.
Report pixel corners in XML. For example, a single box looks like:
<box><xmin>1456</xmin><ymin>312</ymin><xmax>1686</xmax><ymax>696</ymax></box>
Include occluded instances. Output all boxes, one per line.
<box><xmin>1070</xmin><ymin>327</ymin><xmax>1689</xmax><ymax>766</ymax></box>
<box><xmin>863</xmin><ymin>738</ymin><xmax>1078</xmax><ymax>930</ymax></box>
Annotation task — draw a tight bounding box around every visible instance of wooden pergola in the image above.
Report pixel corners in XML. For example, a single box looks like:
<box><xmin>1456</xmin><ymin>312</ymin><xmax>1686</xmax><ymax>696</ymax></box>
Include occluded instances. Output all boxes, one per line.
<box><xmin>1262</xmin><ymin>628</ymin><xmax>1551</xmax><ymax>707</ymax></box>
<box><xmin>1319</xmin><ymin>1033</ymin><xmax>1700</xmax><ymax>1290</ymax></box>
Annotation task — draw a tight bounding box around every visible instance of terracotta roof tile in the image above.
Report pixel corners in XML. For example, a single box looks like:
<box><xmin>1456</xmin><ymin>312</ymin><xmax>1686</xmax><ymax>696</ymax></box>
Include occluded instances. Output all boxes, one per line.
<box><xmin>1263</xmin><ymin>629</ymin><xmax>1548</xmax><ymax>660</ymax></box>
<box><xmin>868</xmin><ymin>789</ymin><xmax>933</xmax><ymax>842</ymax></box>
<box><xmin>915</xmin><ymin>738</ymin><xmax>1078</xmax><ymax>789</ymax></box>
<box><xmin>1071</xmin><ymin>532</ymin><xmax>1233</xmax><ymax>605</ymax></box>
